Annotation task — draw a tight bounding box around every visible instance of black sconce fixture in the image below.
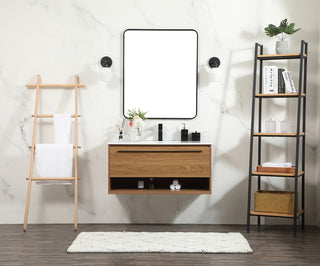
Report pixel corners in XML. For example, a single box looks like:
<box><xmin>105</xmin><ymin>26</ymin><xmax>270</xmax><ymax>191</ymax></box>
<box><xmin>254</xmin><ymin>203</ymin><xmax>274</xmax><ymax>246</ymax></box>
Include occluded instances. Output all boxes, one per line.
<box><xmin>208</xmin><ymin>57</ymin><xmax>220</xmax><ymax>68</ymax></box>
<box><xmin>100</xmin><ymin>56</ymin><xmax>112</xmax><ymax>67</ymax></box>
<box><xmin>207</xmin><ymin>57</ymin><xmax>222</xmax><ymax>82</ymax></box>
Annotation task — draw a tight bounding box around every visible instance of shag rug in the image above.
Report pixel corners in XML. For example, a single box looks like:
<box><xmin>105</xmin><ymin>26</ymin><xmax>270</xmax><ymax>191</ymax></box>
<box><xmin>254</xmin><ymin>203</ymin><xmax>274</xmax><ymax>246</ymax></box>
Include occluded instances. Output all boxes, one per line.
<box><xmin>67</xmin><ymin>232</ymin><xmax>253</xmax><ymax>253</ymax></box>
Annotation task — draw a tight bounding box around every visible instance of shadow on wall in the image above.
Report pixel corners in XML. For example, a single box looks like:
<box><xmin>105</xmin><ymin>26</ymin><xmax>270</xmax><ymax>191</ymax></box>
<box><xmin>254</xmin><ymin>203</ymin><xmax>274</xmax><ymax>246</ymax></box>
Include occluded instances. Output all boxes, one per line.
<box><xmin>206</xmin><ymin>178</ymin><xmax>249</xmax><ymax>224</ymax></box>
<box><xmin>115</xmin><ymin>194</ymin><xmax>200</xmax><ymax>223</ymax></box>
<box><xmin>203</xmin><ymin>135</ymin><xmax>251</xmax><ymax>224</ymax></box>
<box><xmin>77</xmin><ymin>142</ymin><xmax>109</xmax><ymax>220</ymax></box>
<box><xmin>206</xmin><ymin>48</ymin><xmax>253</xmax><ymax>224</ymax></box>
<box><xmin>78</xmin><ymin>63</ymin><xmax>119</xmax><ymax>90</ymax></box>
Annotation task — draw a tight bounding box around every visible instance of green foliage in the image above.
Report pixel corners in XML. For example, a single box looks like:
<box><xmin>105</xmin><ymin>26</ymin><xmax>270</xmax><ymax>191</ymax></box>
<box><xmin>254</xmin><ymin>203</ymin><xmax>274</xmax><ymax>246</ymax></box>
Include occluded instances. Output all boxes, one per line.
<box><xmin>264</xmin><ymin>19</ymin><xmax>301</xmax><ymax>40</ymax></box>
<box><xmin>127</xmin><ymin>108</ymin><xmax>148</xmax><ymax>120</ymax></box>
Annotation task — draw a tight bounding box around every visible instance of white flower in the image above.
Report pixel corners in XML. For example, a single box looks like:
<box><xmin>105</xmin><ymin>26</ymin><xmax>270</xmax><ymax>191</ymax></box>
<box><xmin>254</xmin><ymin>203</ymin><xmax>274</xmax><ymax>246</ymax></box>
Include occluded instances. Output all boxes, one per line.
<box><xmin>132</xmin><ymin>116</ymin><xmax>145</xmax><ymax>128</ymax></box>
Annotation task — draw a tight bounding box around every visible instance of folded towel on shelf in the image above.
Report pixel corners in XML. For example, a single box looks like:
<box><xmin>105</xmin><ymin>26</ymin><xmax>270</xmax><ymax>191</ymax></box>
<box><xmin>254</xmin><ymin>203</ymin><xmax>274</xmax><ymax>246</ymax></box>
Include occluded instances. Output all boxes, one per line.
<box><xmin>35</xmin><ymin>144</ymin><xmax>73</xmax><ymax>185</ymax></box>
<box><xmin>262</xmin><ymin>162</ymin><xmax>292</xmax><ymax>168</ymax></box>
<box><xmin>54</xmin><ymin>114</ymin><xmax>71</xmax><ymax>144</ymax></box>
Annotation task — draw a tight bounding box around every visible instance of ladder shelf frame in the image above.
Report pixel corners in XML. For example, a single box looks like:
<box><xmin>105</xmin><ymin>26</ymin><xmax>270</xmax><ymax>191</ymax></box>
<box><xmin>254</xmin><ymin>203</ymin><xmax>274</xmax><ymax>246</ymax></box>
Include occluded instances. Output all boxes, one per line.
<box><xmin>247</xmin><ymin>40</ymin><xmax>308</xmax><ymax>236</ymax></box>
<box><xmin>23</xmin><ymin>74</ymin><xmax>84</xmax><ymax>232</ymax></box>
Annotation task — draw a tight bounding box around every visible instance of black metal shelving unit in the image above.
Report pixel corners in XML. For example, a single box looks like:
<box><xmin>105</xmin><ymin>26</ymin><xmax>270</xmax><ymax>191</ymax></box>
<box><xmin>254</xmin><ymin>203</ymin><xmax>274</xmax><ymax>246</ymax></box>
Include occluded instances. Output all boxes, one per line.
<box><xmin>247</xmin><ymin>40</ymin><xmax>308</xmax><ymax>236</ymax></box>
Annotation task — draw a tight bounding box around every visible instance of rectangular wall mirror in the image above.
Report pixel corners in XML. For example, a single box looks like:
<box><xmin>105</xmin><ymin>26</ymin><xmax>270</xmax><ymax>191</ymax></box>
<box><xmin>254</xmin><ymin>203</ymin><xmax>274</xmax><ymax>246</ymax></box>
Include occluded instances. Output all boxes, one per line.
<box><xmin>123</xmin><ymin>29</ymin><xmax>198</xmax><ymax>119</ymax></box>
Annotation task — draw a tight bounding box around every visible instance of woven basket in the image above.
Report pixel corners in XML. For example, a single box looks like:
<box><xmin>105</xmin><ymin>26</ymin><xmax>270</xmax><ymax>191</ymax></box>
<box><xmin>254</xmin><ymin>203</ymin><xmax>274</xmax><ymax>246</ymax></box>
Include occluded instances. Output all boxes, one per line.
<box><xmin>254</xmin><ymin>190</ymin><xmax>297</xmax><ymax>214</ymax></box>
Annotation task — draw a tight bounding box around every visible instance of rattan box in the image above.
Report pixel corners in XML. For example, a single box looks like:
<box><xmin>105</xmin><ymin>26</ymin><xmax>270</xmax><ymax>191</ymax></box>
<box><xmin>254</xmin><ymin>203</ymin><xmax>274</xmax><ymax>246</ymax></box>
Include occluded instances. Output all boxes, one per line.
<box><xmin>254</xmin><ymin>190</ymin><xmax>297</xmax><ymax>214</ymax></box>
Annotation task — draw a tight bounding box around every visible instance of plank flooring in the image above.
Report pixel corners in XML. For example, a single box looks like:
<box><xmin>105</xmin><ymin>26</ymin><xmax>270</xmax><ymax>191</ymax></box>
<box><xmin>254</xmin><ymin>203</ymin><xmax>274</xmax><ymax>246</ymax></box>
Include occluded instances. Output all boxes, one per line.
<box><xmin>0</xmin><ymin>224</ymin><xmax>319</xmax><ymax>265</ymax></box>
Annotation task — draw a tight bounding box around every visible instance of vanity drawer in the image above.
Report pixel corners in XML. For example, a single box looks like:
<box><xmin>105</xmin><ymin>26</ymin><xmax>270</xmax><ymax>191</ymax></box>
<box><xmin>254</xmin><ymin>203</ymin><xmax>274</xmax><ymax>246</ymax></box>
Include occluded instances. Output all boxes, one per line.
<box><xmin>108</xmin><ymin>145</ymin><xmax>211</xmax><ymax>178</ymax></box>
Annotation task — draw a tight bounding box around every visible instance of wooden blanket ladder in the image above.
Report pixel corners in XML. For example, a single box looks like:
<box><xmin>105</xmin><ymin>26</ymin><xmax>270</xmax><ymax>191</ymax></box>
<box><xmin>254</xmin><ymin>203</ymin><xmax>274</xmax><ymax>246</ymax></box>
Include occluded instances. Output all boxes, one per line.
<box><xmin>23</xmin><ymin>74</ymin><xmax>84</xmax><ymax>231</ymax></box>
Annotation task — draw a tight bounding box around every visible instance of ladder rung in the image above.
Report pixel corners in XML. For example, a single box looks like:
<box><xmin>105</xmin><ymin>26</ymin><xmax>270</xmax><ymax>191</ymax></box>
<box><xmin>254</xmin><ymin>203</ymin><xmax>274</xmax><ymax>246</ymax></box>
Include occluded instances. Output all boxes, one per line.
<box><xmin>29</xmin><ymin>145</ymin><xmax>81</xmax><ymax>149</ymax></box>
<box><xmin>26</xmin><ymin>177</ymin><xmax>79</xmax><ymax>181</ymax></box>
<box><xmin>32</xmin><ymin>114</ymin><xmax>80</xmax><ymax>118</ymax></box>
<box><xmin>26</xmin><ymin>84</ymin><xmax>85</xmax><ymax>88</ymax></box>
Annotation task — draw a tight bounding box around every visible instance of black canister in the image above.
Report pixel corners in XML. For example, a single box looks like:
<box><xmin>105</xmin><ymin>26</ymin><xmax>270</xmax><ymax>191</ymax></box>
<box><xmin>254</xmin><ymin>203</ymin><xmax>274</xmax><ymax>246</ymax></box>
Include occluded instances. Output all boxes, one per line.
<box><xmin>191</xmin><ymin>131</ymin><xmax>201</xmax><ymax>141</ymax></box>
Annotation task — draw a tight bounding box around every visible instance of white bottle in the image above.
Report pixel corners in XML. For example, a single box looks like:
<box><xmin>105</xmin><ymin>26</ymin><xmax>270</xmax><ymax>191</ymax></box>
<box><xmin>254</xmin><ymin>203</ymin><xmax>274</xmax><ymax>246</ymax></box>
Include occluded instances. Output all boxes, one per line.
<box><xmin>280</xmin><ymin>117</ymin><xmax>290</xmax><ymax>133</ymax></box>
<box><xmin>265</xmin><ymin>118</ymin><xmax>276</xmax><ymax>133</ymax></box>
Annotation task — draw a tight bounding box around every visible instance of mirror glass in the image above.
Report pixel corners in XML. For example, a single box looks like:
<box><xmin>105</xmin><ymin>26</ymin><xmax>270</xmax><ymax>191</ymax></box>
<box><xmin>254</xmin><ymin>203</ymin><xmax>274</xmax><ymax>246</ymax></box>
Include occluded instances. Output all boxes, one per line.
<box><xmin>123</xmin><ymin>29</ymin><xmax>198</xmax><ymax>119</ymax></box>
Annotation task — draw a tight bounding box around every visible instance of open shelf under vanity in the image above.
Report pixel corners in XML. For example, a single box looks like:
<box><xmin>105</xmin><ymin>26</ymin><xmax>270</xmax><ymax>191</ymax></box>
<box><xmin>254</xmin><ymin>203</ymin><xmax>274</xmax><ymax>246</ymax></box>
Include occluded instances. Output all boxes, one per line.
<box><xmin>109</xmin><ymin>177</ymin><xmax>211</xmax><ymax>194</ymax></box>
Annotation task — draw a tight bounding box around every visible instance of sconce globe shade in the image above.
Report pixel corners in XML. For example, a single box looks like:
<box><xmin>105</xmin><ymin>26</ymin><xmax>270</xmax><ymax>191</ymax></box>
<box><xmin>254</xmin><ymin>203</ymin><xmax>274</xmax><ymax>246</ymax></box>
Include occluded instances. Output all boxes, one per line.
<box><xmin>205</xmin><ymin>64</ymin><xmax>222</xmax><ymax>82</ymax></box>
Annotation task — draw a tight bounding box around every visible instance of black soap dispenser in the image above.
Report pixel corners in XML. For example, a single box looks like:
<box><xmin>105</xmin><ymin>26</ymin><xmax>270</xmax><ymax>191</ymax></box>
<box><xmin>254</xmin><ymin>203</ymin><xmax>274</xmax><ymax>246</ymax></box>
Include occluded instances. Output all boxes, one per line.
<box><xmin>181</xmin><ymin>123</ymin><xmax>188</xmax><ymax>141</ymax></box>
<box><xmin>158</xmin><ymin>123</ymin><xmax>163</xmax><ymax>141</ymax></box>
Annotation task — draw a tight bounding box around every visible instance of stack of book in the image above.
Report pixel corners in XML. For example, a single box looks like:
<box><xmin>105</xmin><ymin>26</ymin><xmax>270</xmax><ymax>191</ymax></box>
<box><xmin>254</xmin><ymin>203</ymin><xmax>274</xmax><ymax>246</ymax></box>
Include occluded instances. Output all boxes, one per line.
<box><xmin>263</xmin><ymin>66</ymin><xmax>296</xmax><ymax>94</ymax></box>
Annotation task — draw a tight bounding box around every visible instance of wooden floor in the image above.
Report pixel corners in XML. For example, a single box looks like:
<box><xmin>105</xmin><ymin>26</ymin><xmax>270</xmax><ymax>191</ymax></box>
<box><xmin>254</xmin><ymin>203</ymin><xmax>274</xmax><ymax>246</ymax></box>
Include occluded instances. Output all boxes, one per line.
<box><xmin>1</xmin><ymin>224</ymin><xmax>320</xmax><ymax>265</ymax></box>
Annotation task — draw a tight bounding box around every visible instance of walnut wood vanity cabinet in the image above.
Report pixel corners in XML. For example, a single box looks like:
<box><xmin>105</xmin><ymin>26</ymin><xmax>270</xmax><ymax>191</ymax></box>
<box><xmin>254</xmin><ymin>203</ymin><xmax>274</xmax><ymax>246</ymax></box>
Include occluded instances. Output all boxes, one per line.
<box><xmin>108</xmin><ymin>143</ymin><xmax>211</xmax><ymax>194</ymax></box>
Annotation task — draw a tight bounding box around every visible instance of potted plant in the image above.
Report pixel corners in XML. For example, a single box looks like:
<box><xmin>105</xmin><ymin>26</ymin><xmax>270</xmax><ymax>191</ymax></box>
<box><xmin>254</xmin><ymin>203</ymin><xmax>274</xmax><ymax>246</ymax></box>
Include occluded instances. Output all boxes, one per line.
<box><xmin>127</xmin><ymin>108</ymin><xmax>148</xmax><ymax>137</ymax></box>
<box><xmin>264</xmin><ymin>18</ymin><xmax>301</xmax><ymax>54</ymax></box>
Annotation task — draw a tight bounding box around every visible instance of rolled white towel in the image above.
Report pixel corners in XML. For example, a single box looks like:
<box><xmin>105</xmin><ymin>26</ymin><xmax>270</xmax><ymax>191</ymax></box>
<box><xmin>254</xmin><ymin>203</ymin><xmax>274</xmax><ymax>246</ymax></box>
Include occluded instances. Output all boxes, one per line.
<box><xmin>170</xmin><ymin>184</ymin><xmax>181</xmax><ymax>190</ymax></box>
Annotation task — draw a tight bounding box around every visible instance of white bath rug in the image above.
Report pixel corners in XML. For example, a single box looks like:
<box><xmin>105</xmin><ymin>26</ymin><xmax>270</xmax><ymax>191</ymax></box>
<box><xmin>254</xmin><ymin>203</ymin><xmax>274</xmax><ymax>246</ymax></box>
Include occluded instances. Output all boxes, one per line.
<box><xmin>67</xmin><ymin>232</ymin><xmax>253</xmax><ymax>253</ymax></box>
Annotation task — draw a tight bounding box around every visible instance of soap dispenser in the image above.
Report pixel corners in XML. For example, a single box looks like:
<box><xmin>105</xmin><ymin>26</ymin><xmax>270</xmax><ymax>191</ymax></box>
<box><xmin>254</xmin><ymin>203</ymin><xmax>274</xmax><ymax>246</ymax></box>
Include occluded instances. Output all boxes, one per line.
<box><xmin>181</xmin><ymin>123</ymin><xmax>188</xmax><ymax>141</ymax></box>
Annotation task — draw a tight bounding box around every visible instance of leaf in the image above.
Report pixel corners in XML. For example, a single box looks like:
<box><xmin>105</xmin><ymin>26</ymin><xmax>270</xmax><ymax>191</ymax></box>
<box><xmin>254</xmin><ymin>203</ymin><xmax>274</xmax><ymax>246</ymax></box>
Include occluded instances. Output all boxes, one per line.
<box><xmin>265</xmin><ymin>24</ymin><xmax>280</xmax><ymax>37</ymax></box>
<box><xmin>284</xmin><ymin>23</ymin><xmax>301</xmax><ymax>35</ymax></box>
<box><xmin>279</xmin><ymin>19</ymin><xmax>288</xmax><ymax>29</ymax></box>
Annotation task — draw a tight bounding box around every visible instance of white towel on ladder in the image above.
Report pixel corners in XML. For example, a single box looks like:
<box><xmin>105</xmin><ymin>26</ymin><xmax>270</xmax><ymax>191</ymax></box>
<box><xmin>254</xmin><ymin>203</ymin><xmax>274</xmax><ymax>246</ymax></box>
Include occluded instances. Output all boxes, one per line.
<box><xmin>54</xmin><ymin>114</ymin><xmax>71</xmax><ymax>144</ymax></box>
<box><xmin>35</xmin><ymin>144</ymin><xmax>73</xmax><ymax>185</ymax></box>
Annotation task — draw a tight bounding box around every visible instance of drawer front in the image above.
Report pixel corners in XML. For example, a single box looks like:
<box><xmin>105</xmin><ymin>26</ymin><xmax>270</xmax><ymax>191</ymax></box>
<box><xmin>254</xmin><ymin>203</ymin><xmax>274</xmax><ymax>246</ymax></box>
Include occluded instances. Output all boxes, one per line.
<box><xmin>109</xmin><ymin>145</ymin><xmax>211</xmax><ymax>177</ymax></box>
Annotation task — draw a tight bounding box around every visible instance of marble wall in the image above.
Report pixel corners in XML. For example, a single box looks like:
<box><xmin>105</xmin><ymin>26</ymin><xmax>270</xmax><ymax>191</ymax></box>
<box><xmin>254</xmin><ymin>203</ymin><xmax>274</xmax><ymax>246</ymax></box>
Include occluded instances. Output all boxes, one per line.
<box><xmin>0</xmin><ymin>0</ymin><xmax>319</xmax><ymax>225</ymax></box>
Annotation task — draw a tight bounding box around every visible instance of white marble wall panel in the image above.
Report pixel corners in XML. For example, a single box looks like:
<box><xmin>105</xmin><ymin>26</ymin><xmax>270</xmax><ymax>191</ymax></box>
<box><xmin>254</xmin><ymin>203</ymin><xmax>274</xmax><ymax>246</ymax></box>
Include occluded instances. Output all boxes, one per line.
<box><xmin>0</xmin><ymin>0</ymin><xmax>319</xmax><ymax>225</ymax></box>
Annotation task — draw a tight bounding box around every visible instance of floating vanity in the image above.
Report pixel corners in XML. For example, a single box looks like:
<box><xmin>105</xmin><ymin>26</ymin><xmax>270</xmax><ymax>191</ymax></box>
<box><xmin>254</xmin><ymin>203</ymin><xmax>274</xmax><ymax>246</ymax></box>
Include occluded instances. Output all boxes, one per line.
<box><xmin>108</xmin><ymin>141</ymin><xmax>212</xmax><ymax>194</ymax></box>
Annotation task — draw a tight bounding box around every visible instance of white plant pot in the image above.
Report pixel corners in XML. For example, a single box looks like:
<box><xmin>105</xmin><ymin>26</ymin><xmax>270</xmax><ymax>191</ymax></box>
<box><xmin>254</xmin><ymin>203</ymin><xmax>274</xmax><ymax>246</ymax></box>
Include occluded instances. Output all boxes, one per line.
<box><xmin>276</xmin><ymin>41</ymin><xmax>288</xmax><ymax>54</ymax></box>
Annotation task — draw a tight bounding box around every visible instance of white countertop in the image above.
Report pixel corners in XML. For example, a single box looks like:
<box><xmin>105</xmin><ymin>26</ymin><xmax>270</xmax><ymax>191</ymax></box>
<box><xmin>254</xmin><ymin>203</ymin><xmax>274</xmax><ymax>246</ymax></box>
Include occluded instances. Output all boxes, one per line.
<box><xmin>108</xmin><ymin>140</ymin><xmax>211</xmax><ymax>145</ymax></box>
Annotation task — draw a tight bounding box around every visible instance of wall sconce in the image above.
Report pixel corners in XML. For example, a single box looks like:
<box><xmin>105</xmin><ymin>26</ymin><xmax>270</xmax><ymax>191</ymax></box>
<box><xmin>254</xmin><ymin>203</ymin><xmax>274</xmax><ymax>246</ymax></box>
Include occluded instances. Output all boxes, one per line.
<box><xmin>100</xmin><ymin>56</ymin><xmax>113</xmax><ymax>67</ymax></box>
<box><xmin>208</xmin><ymin>57</ymin><xmax>220</xmax><ymax>68</ymax></box>
<box><xmin>100</xmin><ymin>56</ymin><xmax>113</xmax><ymax>81</ymax></box>
<box><xmin>206</xmin><ymin>57</ymin><xmax>222</xmax><ymax>82</ymax></box>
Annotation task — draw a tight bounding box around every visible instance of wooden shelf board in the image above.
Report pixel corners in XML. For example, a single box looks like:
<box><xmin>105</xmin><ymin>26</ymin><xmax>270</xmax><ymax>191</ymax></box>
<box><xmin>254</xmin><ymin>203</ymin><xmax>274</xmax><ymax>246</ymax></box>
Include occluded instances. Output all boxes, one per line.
<box><xmin>250</xmin><ymin>209</ymin><xmax>304</xmax><ymax>218</ymax></box>
<box><xmin>26</xmin><ymin>84</ymin><xmax>85</xmax><ymax>88</ymax></box>
<box><xmin>27</xmin><ymin>177</ymin><xmax>79</xmax><ymax>181</ymax></box>
<box><xmin>251</xmin><ymin>171</ymin><xmax>304</xmax><ymax>177</ymax></box>
<box><xmin>29</xmin><ymin>145</ymin><xmax>81</xmax><ymax>149</ymax></box>
<box><xmin>109</xmin><ymin>189</ymin><xmax>211</xmax><ymax>195</ymax></box>
<box><xmin>253</xmin><ymin>132</ymin><xmax>305</xmax><ymax>137</ymax></box>
<box><xmin>32</xmin><ymin>114</ymin><xmax>80</xmax><ymax>118</ymax></box>
<box><xmin>255</xmin><ymin>93</ymin><xmax>306</xmax><ymax>98</ymax></box>
<box><xmin>257</xmin><ymin>53</ymin><xmax>307</xmax><ymax>60</ymax></box>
